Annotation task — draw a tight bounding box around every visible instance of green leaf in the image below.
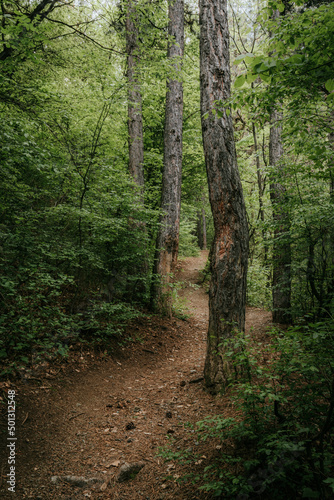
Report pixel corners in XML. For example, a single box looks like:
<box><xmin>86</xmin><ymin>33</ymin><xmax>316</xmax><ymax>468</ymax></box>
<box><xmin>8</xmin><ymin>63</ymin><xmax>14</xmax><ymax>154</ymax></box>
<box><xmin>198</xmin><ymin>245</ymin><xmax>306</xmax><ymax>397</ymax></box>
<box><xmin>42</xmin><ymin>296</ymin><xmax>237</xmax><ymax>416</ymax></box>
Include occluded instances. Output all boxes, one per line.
<box><xmin>234</xmin><ymin>75</ymin><xmax>246</xmax><ymax>88</ymax></box>
<box><xmin>302</xmin><ymin>488</ymin><xmax>320</xmax><ymax>498</ymax></box>
<box><xmin>323</xmin><ymin>478</ymin><xmax>334</xmax><ymax>492</ymax></box>
<box><xmin>325</xmin><ymin>79</ymin><xmax>334</xmax><ymax>92</ymax></box>
<box><xmin>234</xmin><ymin>54</ymin><xmax>246</xmax><ymax>65</ymax></box>
<box><xmin>246</xmin><ymin>73</ymin><xmax>257</xmax><ymax>84</ymax></box>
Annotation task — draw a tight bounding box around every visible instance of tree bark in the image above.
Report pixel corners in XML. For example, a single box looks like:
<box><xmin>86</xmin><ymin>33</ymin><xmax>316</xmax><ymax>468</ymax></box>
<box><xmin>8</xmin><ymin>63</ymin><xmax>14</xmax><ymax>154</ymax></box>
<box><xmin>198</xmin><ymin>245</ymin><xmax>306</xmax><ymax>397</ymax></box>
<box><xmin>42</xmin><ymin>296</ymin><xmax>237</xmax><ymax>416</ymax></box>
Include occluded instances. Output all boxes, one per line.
<box><xmin>196</xmin><ymin>209</ymin><xmax>204</xmax><ymax>249</ymax></box>
<box><xmin>202</xmin><ymin>206</ymin><xmax>207</xmax><ymax>250</ymax></box>
<box><xmin>269</xmin><ymin>109</ymin><xmax>292</xmax><ymax>324</ymax></box>
<box><xmin>199</xmin><ymin>0</ymin><xmax>249</xmax><ymax>391</ymax></box>
<box><xmin>126</xmin><ymin>0</ymin><xmax>145</xmax><ymax>192</ymax></box>
<box><xmin>152</xmin><ymin>0</ymin><xmax>184</xmax><ymax>315</ymax></box>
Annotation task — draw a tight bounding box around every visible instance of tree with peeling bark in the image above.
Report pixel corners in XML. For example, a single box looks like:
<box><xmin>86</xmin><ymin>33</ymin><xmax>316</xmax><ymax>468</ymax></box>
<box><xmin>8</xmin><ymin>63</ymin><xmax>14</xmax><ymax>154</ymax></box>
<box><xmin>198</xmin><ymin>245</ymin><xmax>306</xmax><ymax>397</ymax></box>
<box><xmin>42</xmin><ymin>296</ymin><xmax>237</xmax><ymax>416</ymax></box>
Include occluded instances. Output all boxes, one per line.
<box><xmin>126</xmin><ymin>0</ymin><xmax>145</xmax><ymax>192</ymax></box>
<box><xmin>199</xmin><ymin>0</ymin><xmax>249</xmax><ymax>391</ymax></box>
<box><xmin>151</xmin><ymin>0</ymin><xmax>184</xmax><ymax>316</ymax></box>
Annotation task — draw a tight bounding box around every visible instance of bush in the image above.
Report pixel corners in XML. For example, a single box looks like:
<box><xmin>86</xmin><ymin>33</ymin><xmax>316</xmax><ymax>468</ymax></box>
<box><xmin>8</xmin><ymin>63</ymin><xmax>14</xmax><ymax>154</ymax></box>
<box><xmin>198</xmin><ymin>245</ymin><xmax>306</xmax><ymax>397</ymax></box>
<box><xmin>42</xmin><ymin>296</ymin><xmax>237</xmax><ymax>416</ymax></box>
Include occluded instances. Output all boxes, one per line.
<box><xmin>160</xmin><ymin>322</ymin><xmax>334</xmax><ymax>499</ymax></box>
<box><xmin>247</xmin><ymin>259</ymin><xmax>271</xmax><ymax>309</ymax></box>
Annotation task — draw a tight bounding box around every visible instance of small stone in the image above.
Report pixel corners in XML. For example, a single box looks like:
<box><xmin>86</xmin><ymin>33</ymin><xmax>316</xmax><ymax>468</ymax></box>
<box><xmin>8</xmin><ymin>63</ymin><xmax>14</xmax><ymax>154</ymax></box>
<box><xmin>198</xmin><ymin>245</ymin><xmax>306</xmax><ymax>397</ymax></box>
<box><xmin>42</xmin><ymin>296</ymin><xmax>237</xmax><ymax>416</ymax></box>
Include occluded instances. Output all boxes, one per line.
<box><xmin>116</xmin><ymin>462</ymin><xmax>145</xmax><ymax>483</ymax></box>
<box><xmin>126</xmin><ymin>422</ymin><xmax>136</xmax><ymax>430</ymax></box>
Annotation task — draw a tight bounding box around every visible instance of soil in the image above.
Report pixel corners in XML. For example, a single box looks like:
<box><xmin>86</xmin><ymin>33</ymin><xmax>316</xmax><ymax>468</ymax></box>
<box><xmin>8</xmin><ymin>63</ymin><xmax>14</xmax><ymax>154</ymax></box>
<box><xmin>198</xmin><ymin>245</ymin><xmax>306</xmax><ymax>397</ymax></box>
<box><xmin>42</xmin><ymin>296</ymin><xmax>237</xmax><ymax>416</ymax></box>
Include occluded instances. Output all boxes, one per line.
<box><xmin>0</xmin><ymin>251</ymin><xmax>272</xmax><ymax>499</ymax></box>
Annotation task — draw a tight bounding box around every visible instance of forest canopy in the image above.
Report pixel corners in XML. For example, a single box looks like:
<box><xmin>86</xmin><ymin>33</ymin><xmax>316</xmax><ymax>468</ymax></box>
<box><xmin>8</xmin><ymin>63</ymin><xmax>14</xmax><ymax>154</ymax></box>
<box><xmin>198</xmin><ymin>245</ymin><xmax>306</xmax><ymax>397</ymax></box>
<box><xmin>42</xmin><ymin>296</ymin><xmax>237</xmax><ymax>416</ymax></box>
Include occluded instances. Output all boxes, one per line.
<box><xmin>0</xmin><ymin>0</ymin><xmax>333</xmax><ymax>376</ymax></box>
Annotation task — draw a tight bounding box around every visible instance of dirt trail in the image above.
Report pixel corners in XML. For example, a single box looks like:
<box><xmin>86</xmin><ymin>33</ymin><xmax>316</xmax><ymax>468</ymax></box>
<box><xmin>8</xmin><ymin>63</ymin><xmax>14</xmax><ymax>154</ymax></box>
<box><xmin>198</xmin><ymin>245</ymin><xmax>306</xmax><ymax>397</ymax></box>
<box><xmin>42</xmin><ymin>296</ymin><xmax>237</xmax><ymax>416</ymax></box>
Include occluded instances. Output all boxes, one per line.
<box><xmin>0</xmin><ymin>251</ymin><xmax>272</xmax><ymax>499</ymax></box>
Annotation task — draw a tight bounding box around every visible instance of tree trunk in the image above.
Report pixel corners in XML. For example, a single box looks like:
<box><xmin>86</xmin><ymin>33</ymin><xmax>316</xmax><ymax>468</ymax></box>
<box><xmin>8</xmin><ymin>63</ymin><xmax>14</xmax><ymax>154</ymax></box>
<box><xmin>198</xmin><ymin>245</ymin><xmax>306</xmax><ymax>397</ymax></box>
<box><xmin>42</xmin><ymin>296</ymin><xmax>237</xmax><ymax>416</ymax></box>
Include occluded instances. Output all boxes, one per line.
<box><xmin>126</xmin><ymin>0</ymin><xmax>145</xmax><ymax>192</ymax></box>
<box><xmin>252</xmin><ymin>122</ymin><xmax>268</xmax><ymax>264</ymax></box>
<box><xmin>269</xmin><ymin>109</ymin><xmax>292</xmax><ymax>324</ymax></box>
<box><xmin>196</xmin><ymin>209</ymin><xmax>204</xmax><ymax>249</ymax></box>
<box><xmin>199</xmin><ymin>0</ymin><xmax>249</xmax><ymax>392</ymax></box>
<box><xmin>196</xmin><ymin>193</ymin><xmax>207</xmax><ymax>250</ymax></box>
<box><xmin>202</xmin><ymin>206</ymin><xmax>207</xmax><ymax>250</ymax></box>
<box><xmin>152</xmin><ymin>0</ymin><xmax>184</xmax><ymax>315</ymax></box>
<box><xmin>329</xmin><ymin>109</ymin><xmax>334</xmax><ymax>198</ymax></box>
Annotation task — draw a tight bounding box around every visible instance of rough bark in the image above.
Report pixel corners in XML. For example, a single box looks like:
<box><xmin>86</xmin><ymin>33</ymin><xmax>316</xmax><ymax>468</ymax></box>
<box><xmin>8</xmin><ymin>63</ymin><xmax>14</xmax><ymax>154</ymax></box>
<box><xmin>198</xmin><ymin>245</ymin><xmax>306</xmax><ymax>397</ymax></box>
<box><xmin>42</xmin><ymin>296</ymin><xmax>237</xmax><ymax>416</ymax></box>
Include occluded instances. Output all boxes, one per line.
<box><xmin>199</xmin><ymin>0</ymin><xmax>249</xmax><ymax>391</ymax></box>
<box><xmin>126</xmin><ymin>0</ymin><xmax>145</xmax><ymax>191</ymax></box>
<box><xmin>269</xmin><ymin>109</ymin><xmax>292</xmax><ymax>324</ymax></box>
<box><xmin>152</xmin><ymin>0</ymin><xmax>184</xmax><ymax>315</ymax></box>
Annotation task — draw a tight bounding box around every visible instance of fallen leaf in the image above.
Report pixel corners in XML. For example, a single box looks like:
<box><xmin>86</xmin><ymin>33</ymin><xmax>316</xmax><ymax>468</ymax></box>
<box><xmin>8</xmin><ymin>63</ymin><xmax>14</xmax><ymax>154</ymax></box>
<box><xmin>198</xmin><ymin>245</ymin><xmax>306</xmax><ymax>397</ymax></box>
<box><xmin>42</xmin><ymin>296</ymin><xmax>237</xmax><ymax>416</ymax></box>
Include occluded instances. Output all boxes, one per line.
<box><xmin>110</xmin><ymin>460</ymin><xmax>121</xmax><ymax>467</ymax></box>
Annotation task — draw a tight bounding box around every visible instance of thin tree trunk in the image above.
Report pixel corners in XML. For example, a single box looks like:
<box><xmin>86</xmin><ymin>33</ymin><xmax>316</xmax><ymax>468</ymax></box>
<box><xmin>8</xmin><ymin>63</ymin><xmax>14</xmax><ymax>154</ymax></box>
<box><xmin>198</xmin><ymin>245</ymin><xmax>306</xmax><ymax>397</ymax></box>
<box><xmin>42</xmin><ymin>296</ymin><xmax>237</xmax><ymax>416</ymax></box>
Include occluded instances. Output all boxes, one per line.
<box><xmin>200</xmin><ymin>0</ymin><xmax>249</xmax><ymax>392</ymax></box>
<box><xmin>152</xmin><ymin>0</ymin><xmax>184</xmax><ymax>315</ymax></box>
<box><xmin>269</xmin><ymin>109</ymin><xmax>292</xmax><ymax>324</ymax></box>
<box><xmin>125</xmin><ymin>0</ymin><xmax>148</xmax><ymax>301</ymax></box>
<box><xmin>126</xmin><ymin>0</ymin><xmax>145</xmax><ymax>192</ymax></box>
<box><xmin>252</xmin><ymin>122</ymin><xmax>267</xmax><ymax>264</ymax></box>
<box><xmin>202</xmin><ymin>206</ymin><xmax>207</xmax><ymax>250</ymax></box>
<box><xmin>196</xmin><ymin>193</ymin><xmax>207</xmax><ymax>250</ymax></box>
<box><xmin>329</xmin><ymin>109</ymin><xmax>334</xmax><ymax>198</ymax></box>
<box><xmin>196</xmin><ymin>209</ymin><xmax>203</xmax><ymax>249</ymax></box>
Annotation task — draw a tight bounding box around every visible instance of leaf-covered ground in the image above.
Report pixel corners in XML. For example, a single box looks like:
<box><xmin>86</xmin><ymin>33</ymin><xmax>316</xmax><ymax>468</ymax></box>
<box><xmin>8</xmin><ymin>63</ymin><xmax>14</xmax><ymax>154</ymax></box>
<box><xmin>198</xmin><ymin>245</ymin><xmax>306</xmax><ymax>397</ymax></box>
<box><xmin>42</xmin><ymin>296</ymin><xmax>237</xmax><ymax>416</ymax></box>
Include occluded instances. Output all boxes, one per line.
<box><xmin>0</xmin><ymin>251</ymin><xmax>272</xmax><ymax>499</ymax></box>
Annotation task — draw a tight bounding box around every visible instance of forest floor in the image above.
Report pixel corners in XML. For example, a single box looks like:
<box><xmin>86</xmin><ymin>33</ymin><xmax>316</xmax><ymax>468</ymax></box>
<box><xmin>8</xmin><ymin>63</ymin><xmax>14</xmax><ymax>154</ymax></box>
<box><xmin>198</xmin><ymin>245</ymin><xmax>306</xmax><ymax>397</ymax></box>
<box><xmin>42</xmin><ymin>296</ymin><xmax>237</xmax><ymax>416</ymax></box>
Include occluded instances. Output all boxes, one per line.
<box><xmin>0</xmin><ymin>251</ymin><xmax>272</xmax><ymax>499</ymax></box>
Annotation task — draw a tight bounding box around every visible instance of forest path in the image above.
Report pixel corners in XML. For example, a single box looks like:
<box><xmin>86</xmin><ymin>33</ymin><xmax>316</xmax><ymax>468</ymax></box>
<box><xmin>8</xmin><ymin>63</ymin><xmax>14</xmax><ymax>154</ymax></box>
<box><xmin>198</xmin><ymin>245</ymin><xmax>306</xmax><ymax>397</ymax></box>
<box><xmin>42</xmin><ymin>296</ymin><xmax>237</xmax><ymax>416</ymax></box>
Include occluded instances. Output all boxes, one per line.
<box><xmin>1</xmin><ymin>251</ymin><xmax>272</xmax><ymax>499</ymax></box>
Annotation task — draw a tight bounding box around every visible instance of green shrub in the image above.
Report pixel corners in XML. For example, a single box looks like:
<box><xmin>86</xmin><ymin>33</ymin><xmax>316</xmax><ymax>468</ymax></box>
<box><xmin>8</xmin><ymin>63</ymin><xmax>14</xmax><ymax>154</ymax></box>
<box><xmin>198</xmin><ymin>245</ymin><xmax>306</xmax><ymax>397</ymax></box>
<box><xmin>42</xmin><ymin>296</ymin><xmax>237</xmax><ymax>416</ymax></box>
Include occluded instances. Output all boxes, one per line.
<box><xmin>160</xmin><ymin>322</ymin><xmax>334</xmax><ymax>499</ymax></box>
<box><xmin>247</xmin><ymin>259</ymin><xmax>271</xmax><ymax>308</ymax></box>
<box><xmin>179</xmin><ymin>218</ymin><xmax>200</xmax><ymax>257</ymax></box>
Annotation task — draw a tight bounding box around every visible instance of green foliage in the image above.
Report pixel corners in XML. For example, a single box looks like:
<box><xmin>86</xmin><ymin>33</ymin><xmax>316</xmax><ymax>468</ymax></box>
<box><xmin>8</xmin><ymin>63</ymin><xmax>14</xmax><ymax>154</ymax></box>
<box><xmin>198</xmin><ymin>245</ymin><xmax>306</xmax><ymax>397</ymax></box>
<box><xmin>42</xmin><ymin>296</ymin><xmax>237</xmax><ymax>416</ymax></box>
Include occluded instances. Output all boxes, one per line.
<box><xmin>247</xmin><ymin>260</ymin><xmax>271</xmax><ymax>309</ymax></box>
<box><xmin>169</xmin><ymin>280</ymin><xmax>191</xmax><ymax>320</ymax></box>
<box><xmin>161</xmin><ymin>322</ymin><xmax>334</xmax><ymax>498</ymax></box>
<box><xmin>179</xmin><ymin>218</ymin><xmax>200</xmax><ymax>257</ymax></box>
<box><xmin>78</xmin><ymin>301</ymin><xmax>143</xmax><ymax>346</ymax></box>
<box><xmin>0</xmin><ymin>1</ymin><xmax>159</xmax><ymax>374</ymax></box>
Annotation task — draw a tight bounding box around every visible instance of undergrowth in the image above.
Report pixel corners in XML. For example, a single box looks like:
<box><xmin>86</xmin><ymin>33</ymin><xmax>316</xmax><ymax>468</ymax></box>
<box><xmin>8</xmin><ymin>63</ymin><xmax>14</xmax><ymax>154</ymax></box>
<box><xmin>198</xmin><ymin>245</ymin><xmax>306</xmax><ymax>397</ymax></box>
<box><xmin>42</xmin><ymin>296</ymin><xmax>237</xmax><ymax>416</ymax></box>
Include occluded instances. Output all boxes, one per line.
<box><xmin>0</xmin><ymin>271</ymin><xmax>143</xmax><ymax>377</ymax></box>
<box><xmin>159</xmin><ymin>320</ymin><xmax>334</xmax><ymax>499</ymax></box>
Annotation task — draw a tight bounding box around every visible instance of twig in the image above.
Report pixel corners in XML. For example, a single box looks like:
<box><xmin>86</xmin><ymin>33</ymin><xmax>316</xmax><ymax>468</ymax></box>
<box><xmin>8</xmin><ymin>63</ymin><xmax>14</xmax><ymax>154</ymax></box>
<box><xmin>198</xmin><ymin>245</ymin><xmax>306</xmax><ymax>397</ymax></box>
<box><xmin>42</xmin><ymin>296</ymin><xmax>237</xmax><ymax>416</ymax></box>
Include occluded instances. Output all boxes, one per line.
<box><xmin>69</xmin><ymin>412</ymin><xmax>85</xmax><ymax>421</ymax></box>
<box><xmin>22</xmin><ymin>412</ymin><xmax>29</xmax><ymax>425</ymax></box>
<box><xmin>189</xmin><ymin>377</ymin><xmax>204</xmax><ymax>384</ymax></box>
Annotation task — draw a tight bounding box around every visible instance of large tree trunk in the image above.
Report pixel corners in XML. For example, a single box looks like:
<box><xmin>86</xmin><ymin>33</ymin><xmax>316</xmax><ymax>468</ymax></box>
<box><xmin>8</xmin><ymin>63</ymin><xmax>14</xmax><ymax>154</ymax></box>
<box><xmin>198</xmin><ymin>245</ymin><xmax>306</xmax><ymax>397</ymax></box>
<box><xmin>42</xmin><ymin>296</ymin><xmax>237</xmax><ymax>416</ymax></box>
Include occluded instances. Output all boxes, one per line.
<box><xmin>126</xmin><ymin>0</ymin><xmax>145</xmax><ymax>192</ymax></box>
<box><xmin>199</xmin><ymin>0</ymin><xmax>249</xmax><ymax>392</ymax></box>
<box><xmin>151</xmin><ymin>0</ymin><xmax>184</xmax><ymax>315</ymax></box>
<box><xmin>269</xmin><ymin>109</ymin><xmax>292</xmax><ymax>324</ymax></box>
